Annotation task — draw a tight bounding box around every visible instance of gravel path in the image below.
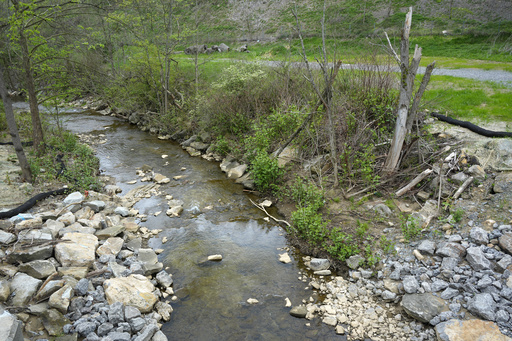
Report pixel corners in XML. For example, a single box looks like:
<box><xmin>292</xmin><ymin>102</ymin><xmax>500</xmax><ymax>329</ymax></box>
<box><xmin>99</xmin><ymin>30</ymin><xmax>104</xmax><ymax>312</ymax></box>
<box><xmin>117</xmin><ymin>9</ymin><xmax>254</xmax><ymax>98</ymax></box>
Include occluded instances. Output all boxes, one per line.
<box><xmin>260</xmin><ymin>60</ymin><xmax>512</xmax><ymax>87</ymax></box>
<box><xmin>419</xmin><ymin>66</ymin><xmax>512</xmax><ymax>87</ymax></box>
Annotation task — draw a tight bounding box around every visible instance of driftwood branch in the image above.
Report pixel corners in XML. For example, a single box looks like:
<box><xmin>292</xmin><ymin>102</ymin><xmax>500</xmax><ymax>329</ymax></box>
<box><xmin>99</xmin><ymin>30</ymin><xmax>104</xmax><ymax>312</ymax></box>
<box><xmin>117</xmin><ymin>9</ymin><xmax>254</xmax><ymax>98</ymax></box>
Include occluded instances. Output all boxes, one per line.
<box><xmin>395</xmin><ymin>169</ymin><xmax>433</xmax><ymax>197</ymax></box>
<box><xmin>249</xmin><ymin>198</ymin><xmax>291</xmax><ymax>228</ymax></box>
<box><xmin>453</xmin><ymin>176</ymin><xmax>474</xmax><ymax>199</ymax></box>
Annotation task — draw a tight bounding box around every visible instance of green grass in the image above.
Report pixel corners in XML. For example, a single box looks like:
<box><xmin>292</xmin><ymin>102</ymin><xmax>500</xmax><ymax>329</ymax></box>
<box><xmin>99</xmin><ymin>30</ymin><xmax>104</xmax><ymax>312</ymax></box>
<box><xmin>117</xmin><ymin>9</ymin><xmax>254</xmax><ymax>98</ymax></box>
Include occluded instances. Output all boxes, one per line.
<box><xmin>424</xmin><ymin>75</ymin><xmax>512</xmax><ymax>122</ymax></box>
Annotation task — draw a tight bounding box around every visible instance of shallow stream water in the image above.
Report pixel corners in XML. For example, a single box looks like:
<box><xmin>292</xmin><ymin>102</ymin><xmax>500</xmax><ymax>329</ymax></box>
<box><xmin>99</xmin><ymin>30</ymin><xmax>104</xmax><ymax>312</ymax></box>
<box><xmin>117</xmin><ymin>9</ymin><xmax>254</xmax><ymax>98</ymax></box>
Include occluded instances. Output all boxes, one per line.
<box><xmin>61</xmin><ymin>113</ymin><xmax>342</xmax><ymax>341</ymax></box>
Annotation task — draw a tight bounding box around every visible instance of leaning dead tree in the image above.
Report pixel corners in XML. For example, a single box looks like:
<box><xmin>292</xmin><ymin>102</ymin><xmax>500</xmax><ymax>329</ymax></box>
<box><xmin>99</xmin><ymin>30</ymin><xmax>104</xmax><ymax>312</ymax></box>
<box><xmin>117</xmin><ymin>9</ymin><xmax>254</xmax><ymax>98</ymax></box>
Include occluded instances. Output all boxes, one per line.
<box><xmin>383</xmin><ymin>7</ymin><xmax>436</xmax><ymax>174</ymax></box>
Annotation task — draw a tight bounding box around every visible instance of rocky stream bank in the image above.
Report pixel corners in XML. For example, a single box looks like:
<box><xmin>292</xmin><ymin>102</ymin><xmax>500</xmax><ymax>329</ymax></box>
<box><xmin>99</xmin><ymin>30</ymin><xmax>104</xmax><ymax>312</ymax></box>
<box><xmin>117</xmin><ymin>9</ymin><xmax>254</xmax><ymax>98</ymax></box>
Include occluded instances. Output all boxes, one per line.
<box><xmin>2</xmin><ymin>99</ymin><xmax>512</xmax><ymax>341</ymax></box>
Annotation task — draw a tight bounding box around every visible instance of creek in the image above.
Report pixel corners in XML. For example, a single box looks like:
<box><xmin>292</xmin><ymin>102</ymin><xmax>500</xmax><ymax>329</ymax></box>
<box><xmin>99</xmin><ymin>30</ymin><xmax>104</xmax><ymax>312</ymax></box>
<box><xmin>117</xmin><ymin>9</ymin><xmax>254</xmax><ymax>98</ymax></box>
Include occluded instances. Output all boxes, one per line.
<box><xmin>60</xmin><ymin>112</ymin><xmax>341</xmax><ymax>340</ymax></box>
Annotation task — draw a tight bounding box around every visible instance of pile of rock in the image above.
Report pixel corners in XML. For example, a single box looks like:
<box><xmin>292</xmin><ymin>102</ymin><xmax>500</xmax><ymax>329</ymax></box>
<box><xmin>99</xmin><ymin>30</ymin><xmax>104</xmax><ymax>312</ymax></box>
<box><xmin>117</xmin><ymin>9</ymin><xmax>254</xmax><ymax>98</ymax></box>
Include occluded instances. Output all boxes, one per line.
<box><xmin>286</xmin><ymin>215</ymin><xmax>512</xmax><ymax>340</ymax></box>
<box><xmin>0</xmin><ymin>190</ymin><xmax>174</xmax><ymax>341</ymax></box>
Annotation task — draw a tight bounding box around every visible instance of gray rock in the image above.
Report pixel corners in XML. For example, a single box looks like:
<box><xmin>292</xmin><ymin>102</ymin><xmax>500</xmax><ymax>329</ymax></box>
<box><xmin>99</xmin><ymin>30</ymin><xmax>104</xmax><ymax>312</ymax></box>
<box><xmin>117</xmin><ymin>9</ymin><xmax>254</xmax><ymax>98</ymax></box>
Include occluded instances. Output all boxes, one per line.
<box><xmin>137</xmin><ymin>249</ymin><xmax>163</xmax><ymax>275</ymax></box>
<box><xmin>75</xmin><ymin>321</ymin><xmax>97</xmax><ymax>337</ymax></box>
<box><xmin>151</xmin><ymin>330</ymin><xmax>168</xmax><ymax>341</ymax></box>
<box><xmin>108</xmin><ymin>302</ymin><xmax>125</xmax><ymax>325</ymax></box>
<box><xmin>129</xmin><ymin>317</ymin><xmax>145</xmax><ymax>332</ymax></box>
<box><xmin>373</xmin><ymin>203</ymin><xmax>392</xmax><ymax>217</ymax></box>
<box><xmin>417</xmin><ymin>240</ymin><xmax>436</xmax><ymax>255</ymax></box>
<box><xmin>6</xmin><ymin>244</ymin><xmax>53</xmax><ymax>263</ymax></box>
<box><xmin>41</xmin><ymin>308</ymin><xmax>71</xmax><ymax>336</ymax></box>
<box><xmin>467</xmin><ymin>293</ymin><xmax>496</xmax><ymax>321</ymax></box>
<box><xmin>75</xmin><ymin>278</ymin><xmax>89</xmax><ymax>296</ymax></box>
<box><xmin>124</xmin><ymin>305</ymin><xmax>141</xmax><ymax>321</ymax></box>
<box><xmin>63</xmin><ymin>192</ymin><xmax>85</xmax><ymax>206</ymax></box>
<box><xmin>43</xmin><ymin>220</ymin><xmax>65</xmax><ymax>238</ymax></box>
<box><xmin>289</xmin><ymin>305</ymin><xmax>307</xmax><ymax>318</ymax></box>
<box><xmin>0</xmin><ymin>230</ymin><xmax>16</xmax><ymax>244</ymax></box>
<box><xmin>496</xmin><ymin>310</ymin><xmax>510</xmax><ymax>323</ymax></box>
<box><xmin>133</xmin><ymin>324</ymin><xmax>159</xmax><ymax>341</ymax></box>
<box><xmin>431</xmin><ymin>279</ymin><xmax>449</xmax><ymax>292</ymax></box>
<box><xmin>126</xmin><ymin>238</ymin><xmax>142</xmax><ymax>252</ymax></box>
<box><xmin>436</xmin><ymin>242</ymin><xmax>466</xmax><ymax>259</ymax></box>
<box><xmin>441</xmin><ymin>257</ymin><xmax>459</xmax><ymax>271</ymax></box>
<box><xmin>155</xmin><ymin>270</ymin><xmax>173</xmax><ymax>288</ymax></box>
<box><xmin>83</xmin><ymin>201</ymin><xmax>106</xmax><ymax>213</ymax></box>
<box><xmin>19</xmin><ymin>259</ymin><xmax>56</xmax><ymax>279</ymax></box>
<box><xmin>0</xmin><ymin>310</ymin><xmax>24</xmax><ymax>341</ymax></box>
<box><xmin>9</xmin><ymin>272</ymin><xmax>42</xmax><ymax>306</ymax></box>
<box><xmin>450</xmin><ymin>172</ymin><xmax>468</xmax><ymax>185</ymax></box>
<box><xmin>470</xmin><ymin>227</ymin><xmax>489</xmax><ymax>245</ymax></box>
<box><xmin>440</xmin><ymin>287</ymin><xmax>459</xmax><ymax>300</ymax></box>
<box><xmin>468</xmin><ymin>165</ymin><xmax>486</xmax><ymax>179</ymax></box>
<box><xmin>114</xmin><ymin>207</ymin><xmax>130</xmax><ymax>217</ymax></box>
<box><xmin>401</xmin><ymin>293</ymin><xmax>447</xmax><ymax>323</ymax></box>
<box><xmin>403</xmin><ymin>276</ymin><xmax>419</xmax><ymax>294</ymax></box>
<box><xmin>499</xmin><ymin>233</ymin><xmax>512</xmax><ymax>255</ymax></box>
<box><xmin>107</xmin><ymin>331</ymin><xmax>131</xmax><ymax>341</ymax></box>
<box><xmin>466</xmin><ymin>247</ymin><xmax>492</xmax><ymax>271</ymax></box>
<box><xmin>346</xmin><ymin>255</ymin><xmax>364</xmax><ymax>270</ymax></box>
<box><xmin>95</xmin><ymin>225</ymin><xmax>125</xmax><ymax>239</ymax></box>
<box><xmin>155</xmin><ymin>301</ymin><xmax>173</xmax><ymax>321</ymax></box>
<box><xmin>497</xmin><ymin>255</ymin><xmax>512</xmax><ymax>272</ymax></box>
<box><xmin>309</xmin><ymin>258</ymin><xmax>330</xmax><ymax>271</ymax></box>
<box><xmin>381</xmin><ymin>290</ymin><xmax>397</xmax><ymax>301</ymax></box>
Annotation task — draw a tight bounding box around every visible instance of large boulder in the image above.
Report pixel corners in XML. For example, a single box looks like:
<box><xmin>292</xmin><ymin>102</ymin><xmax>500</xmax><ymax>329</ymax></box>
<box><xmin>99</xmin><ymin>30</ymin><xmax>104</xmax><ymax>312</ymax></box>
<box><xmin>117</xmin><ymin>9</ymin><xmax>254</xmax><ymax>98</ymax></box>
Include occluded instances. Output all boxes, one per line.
<box><xmin>435</xmin><ymin>319</ymin><xmax>511</xmax><ymax>341</ymax></box>
<box><xmin>218</xmin><ymin>43</ymin><xmax>229</xmax><ymax>52</ymax></box>
<box><xmin>55</xmin><ymin>232</ymin><xmax>98</xmax><ymax>268</ymax></box>
<box><xmin>103</xmin><ymin>274</ymin><xmax>158</xmax><ymax>313</ymax></box>
<box><xmin>184</xmin><ymin>44</ymin><xmax>207</xmax><ymax>55</ymax></box>
<box><xmin>401</xmin><ymin>293</ymin><xmax>447</xmax><ymax>323</ymax></box>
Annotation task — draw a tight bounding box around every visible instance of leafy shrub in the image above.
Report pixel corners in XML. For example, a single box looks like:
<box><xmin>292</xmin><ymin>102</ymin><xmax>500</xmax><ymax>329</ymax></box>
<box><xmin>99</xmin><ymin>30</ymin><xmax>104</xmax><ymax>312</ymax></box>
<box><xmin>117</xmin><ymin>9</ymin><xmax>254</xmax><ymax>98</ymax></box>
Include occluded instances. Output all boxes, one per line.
<box><xmin>291</xmin><ymin>206</ymin><xmax>327</xmax><ymax>244</ymax></box>
<box><xmin>401</xmin><ymin>214</ymin><xmax>423</xmax><ymax>241</ymax></box>
<box><xmin>290</xmin><ymin>177</ymin><xmax>324</xmax><ymax>211</ymax></box>
<box><xmin>29</xmin><ymin>130</ymin><xmax>101</xmax><ymax>192</ymax></box>
<box><xmin>213</xmin><ymin>63</ymin><xmax>266</xmax><ymax>94</ymax></box>
<box><xmin>251</xmin><ymin>150</ymin><xmax>283</xmax><ymax>193</ymax></box>
<box><xmin>324</xmin><ymin>227</ymin><xmax>358</xmax><ymax>261</ymax></box>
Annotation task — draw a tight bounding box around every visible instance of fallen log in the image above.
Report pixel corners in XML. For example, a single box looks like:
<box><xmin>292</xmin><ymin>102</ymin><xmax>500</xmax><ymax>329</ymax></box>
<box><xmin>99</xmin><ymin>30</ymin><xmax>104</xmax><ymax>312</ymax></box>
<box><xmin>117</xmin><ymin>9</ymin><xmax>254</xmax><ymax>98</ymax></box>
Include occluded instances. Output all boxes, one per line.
<box><xmin>395</xmin><ymin>169</ymin><xmax>433</xmax><ymax>197</ymax></box>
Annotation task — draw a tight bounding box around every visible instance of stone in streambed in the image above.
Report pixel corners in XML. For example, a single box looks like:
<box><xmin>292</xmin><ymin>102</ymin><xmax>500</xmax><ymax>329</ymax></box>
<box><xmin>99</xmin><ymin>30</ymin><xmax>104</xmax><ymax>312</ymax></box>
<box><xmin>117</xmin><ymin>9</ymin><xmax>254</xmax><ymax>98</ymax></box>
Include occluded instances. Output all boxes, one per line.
<box><xmin>278</xmin><ymin>253</ymin><xmax>291</xmax><ymax>264</ymax></box>
<box><xmin>290</xmin><ymin>305</ymin><xmax>307</xmax><ymax>318</ymax></box>
<box><xmin>207</xmin><ymin>254</ymin><xmax>223</xmax><ymax>261</ymax></box>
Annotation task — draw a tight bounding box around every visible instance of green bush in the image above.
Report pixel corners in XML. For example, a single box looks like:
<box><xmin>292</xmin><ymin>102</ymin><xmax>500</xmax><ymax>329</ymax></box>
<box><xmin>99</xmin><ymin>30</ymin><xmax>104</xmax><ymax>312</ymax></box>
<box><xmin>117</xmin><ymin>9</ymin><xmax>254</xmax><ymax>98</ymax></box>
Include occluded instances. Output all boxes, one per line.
<box><xmin>324</xmin><ymin>227</ymin><xmax>358</xmax><ymax>261</ymax></box>
<box><xmin>29</xmin><ymin>130</ymin><xmax>101</xmax><ymax>192</ymax></box>
<box><xmin>251</xmin><ymin>150</ymin><xmax>283</xmax><ymax>193</ymax></box>
<box><xmin>291</xmin><ymin>177</ymin><xmax>324</xmax><ymax>211</ymax></box>
<box><xmin>291</xmin><ymin>206</ymin><xmax>327</xmax><ymax>244</ymax></box>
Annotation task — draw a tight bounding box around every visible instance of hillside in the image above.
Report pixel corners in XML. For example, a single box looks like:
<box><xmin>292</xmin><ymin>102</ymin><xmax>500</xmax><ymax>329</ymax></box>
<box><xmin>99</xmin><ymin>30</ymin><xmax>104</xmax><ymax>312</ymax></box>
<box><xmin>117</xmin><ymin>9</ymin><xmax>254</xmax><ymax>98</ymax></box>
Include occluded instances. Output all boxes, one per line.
<box><xmin>192</xmin><ymin>0</ymin><xmax>512</xmax><ymax>43</ymax></box>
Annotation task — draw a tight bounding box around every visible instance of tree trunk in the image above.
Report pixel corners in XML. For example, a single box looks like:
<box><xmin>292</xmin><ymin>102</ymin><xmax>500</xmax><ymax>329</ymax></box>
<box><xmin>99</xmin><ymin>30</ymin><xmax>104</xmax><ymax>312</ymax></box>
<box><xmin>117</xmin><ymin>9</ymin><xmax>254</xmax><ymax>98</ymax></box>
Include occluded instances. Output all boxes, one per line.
<box><xmin>383</xmin><ymin>7</ymin><xmax>433</xmax><ymax>174</ymax></box>
<box><xmin>12</xmin><ymin>0</ymin><xmax>45</xmax><ymax>154</ymax></box>
<box><xmin>0</xmin><ymin>63</ymin><xmax>33</xmax><ymax>183</ymax></box>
